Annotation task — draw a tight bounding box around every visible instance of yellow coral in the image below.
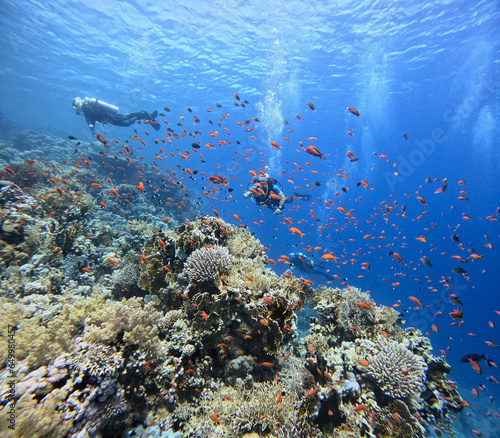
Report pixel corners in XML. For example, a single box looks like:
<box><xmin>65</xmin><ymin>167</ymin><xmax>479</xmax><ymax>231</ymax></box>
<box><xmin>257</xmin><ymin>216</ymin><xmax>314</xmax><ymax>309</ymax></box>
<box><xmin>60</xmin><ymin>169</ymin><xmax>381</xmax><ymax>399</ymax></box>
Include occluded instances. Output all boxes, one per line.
<box><xmin>83</xmin><ymin>297</ymin><xmax>165</xmax><ymax>354</ymax></box>
<box><xmin>0</xmin><ymin>295</ymin><xmax>106</xmax><ymax>372</ymax></box>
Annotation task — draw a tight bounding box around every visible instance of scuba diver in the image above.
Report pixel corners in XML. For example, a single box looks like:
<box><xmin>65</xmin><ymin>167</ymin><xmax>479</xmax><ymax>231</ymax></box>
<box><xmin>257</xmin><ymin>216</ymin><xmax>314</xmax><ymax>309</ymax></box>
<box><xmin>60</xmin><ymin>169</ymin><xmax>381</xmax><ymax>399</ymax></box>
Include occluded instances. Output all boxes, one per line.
<box><xmin>242</xmin><ymin>170</ymin><xmax>310</xmax><ymax>215</ymax></box>
<box><xmin>72</xmin><ymin>97</ymin><xmax>160</xmax><ymax>133</ymax></box>
<box><xmin>289</xmin><ymin>252</ymin><xmax>335</xmax><ymax>282</ymax></box>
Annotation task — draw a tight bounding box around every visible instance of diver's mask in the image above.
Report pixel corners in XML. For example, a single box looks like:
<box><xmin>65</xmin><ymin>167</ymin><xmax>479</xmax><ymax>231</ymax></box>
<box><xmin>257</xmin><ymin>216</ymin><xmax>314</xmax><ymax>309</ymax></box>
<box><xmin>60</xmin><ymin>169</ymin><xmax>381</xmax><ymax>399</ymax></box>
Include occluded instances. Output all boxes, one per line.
<box><xmin>72</xmin><ymin>97</ymin><xmax>84</xmax><ymax>115</ymax></box>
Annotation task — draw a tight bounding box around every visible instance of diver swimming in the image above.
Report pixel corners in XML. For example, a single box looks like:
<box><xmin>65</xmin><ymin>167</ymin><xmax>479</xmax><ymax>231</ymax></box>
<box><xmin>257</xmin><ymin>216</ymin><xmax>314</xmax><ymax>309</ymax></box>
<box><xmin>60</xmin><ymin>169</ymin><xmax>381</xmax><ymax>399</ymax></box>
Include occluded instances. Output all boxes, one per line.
<box><xmin>243</xmin><ymin>170</ymin><xmax>310</xmax><ymax>215</ymax></box>
<box><xmin>288</xmin><ymin>252</ymin><xmax>335</xmax><ymax>282</ymax></box>
<box><xmin>72</xmin><ymin>97</ymin><xmax>160</xmax><ymax>133</ymax></box>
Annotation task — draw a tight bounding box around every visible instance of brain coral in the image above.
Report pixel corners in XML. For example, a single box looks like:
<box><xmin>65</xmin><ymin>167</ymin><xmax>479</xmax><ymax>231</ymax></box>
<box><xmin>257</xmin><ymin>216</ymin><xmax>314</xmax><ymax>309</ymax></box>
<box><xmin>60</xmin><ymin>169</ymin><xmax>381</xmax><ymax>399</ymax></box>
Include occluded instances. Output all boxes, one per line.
<box><xmin>183</xmin><ymin>245</ymin><xmax>233</xmax><ymax>283</ymax></box>
<box><xmin>362</xmin><ymin>336</ymin><xmax>427</xmax><ymax>399</ymax></box>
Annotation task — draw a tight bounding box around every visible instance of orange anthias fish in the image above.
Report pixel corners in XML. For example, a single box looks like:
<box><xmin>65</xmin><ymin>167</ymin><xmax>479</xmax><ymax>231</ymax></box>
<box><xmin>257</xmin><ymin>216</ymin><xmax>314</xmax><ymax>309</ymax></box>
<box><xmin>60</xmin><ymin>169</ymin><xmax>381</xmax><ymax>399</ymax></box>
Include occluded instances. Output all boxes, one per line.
<box><xmin>409</xmin><ymin>296</ymin><xmax>423</xmax><ymax>307</ymax></box>
<box><xmin>208</xmin><ymin>175</ymin><xmax>228</xmax><ymax>185</ymax></box>
<box><xmin>305</xmin><ymin>146</ymin><xmax>325</xmax><ymax>160</ymax></box>
<box><xmin>347</xmin><ymin>106</ymin><xmax>360</xmax><ymax>117</ymax></box>
<box><xmin>321</xmin><ymin>253</ymin><xmax>338</xmax><ymax>262</ymax></box>
<box><xmin>95</xmin><ymin>134</ymin><xmax>108</xmax><ymax>145</ymax></box>
<box><xmin>449</xmin><ymin>307</ymin><xmax>463</xmax><ymax>320</ymax></box>
<box><xmin>393</xmin><ymin>252</ymin><xmax>403</xmax><ymax>263</ymax></box>
<box><xmin>289</xmin><ymin>227</ymin><xmax>305</xmax><ymax>238</ymax></box>
<box><xmin>356</xmin><ymin>302</ymin><xmax>372</xmax><ymax>311</ymax></box>
<box><xmin>469</xmin><ymin>358</ymin><xmax>482</xmax><ymax>374</ymax></box>
<box><xmin>417</xmin><ymin>196</ymin><xmax>427</xmax><ymax>206</ymax></box>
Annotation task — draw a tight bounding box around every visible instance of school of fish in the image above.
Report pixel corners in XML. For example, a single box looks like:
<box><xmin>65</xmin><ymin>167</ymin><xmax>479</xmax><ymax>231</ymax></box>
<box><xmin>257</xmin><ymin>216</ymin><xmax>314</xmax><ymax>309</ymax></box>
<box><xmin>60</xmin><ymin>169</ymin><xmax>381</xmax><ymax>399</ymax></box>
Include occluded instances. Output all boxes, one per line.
<box><xmin>4</xmin><ymin>95</ymin><xmax>498</xmax><ymax>436</ymax></box>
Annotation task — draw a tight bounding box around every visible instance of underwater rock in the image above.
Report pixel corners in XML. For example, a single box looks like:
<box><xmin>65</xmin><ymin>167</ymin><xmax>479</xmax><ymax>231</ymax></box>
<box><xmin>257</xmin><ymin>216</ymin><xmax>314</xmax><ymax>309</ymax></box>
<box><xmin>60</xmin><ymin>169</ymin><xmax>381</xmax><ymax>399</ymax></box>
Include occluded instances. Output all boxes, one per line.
<box><xmin>110</xmin><ymin>262</ymin><xmax>142</xmax><ymax>296</ymax></box>
<box><xmin>0</xmin><ymin>240</ymin><xmax>16</xmax><ymax>266</ymax></box>
<box><xmin>22</xmin><ymin>281</ymin><xmax>47</xmax><ymax>295</ymax></box>
<box><xmin>0</xmin><ymin>353</ymin><xmax>130</xmax><ymax>437</ymax></box>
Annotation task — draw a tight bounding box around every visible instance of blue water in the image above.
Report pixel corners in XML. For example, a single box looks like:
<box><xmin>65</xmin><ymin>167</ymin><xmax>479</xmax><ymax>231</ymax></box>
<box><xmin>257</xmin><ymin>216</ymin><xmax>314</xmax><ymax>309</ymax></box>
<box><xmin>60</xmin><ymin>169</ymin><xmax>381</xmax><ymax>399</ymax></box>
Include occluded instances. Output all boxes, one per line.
<box><xmin>1</xmin><ymin>0</ymin><xmax>500</xmax><ymax>436</ymax></box>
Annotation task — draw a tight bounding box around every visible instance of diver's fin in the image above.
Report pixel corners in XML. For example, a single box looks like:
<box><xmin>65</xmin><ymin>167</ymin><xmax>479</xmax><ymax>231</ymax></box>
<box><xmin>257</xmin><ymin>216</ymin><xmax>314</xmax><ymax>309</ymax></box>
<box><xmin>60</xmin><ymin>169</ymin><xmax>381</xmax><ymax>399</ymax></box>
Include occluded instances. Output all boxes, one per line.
<box><xmin>149</xmin><ymin>110</ymin><xmax>160</xmax><ymax>130</ymax></box>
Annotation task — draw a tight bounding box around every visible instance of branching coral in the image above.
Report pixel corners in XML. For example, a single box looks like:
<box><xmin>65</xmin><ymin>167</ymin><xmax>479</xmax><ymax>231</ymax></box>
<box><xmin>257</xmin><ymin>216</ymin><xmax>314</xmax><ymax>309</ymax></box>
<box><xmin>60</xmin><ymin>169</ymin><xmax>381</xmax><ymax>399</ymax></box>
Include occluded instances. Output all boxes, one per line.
<box><xmin>278</xmin><ymin>356</ymin><xmax>316</xmax><ymax>398</ymax></box>
<box><xmin>306</xmin><ymin>333</ymin><xmax>330</xmax><ymax>356</ymax></box>
<box><xmin>337</xmin><ymin>287</ymin><xmax>376</xmax><ymax>333</ymax></box>
<box><xmin>360</xmin><ymin>336</ymin><xmax>427</xmax><ymax>399</ymax></box>
<box><xmin>175</xmin><ymin>215</ymin><xmax>234</xmax><ymax>254</ymax></box>
<box><xmin>183</xmin><ymin>245</ymin><xmax>233</xmax><ymax>283</ymax></box>
<box><xmin>226</xmin><ymin>226</ymin><xmax>263</xmax><ymax>260</ymax></box>
<box><xmin>226</xmin><ymin>256</ymin><xmax>277</xmax><ymax>293</ymax></box>
<box><xmin>275</xmin><ymin>420</ymin><xmax>323</xmax><ymax>438</ymax></box>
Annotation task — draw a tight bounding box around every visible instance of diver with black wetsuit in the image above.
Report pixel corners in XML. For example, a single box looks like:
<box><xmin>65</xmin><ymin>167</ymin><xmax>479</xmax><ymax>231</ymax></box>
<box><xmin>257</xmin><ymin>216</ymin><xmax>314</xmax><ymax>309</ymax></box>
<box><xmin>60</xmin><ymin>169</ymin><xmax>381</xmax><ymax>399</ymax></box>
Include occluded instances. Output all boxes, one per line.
<box><xmin>289</xmin><ymin>252</ymin><xmax>335</xmax><ymax>282</ymax></box>
<box><xmin>72</xmin><ymin>97</ymin><xmax>159</xmax><ymax>133</ymax></box>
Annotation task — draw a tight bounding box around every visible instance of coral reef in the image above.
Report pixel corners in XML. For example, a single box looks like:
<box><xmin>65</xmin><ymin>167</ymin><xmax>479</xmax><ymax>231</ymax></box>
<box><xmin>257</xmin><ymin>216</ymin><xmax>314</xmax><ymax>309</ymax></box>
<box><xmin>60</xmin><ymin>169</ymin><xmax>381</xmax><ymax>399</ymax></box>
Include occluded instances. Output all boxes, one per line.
<box><xmin>0</xmin><ymin>146</ymin><xmax>464</xmax><ymax>438</ymax></box>
<box><xmin>0</xmin><ymin>353</ymin><xmax>131</xmax><ymax>438</ymax></box>
<box><xmin>173</xmin><ymin>380</ymin><xmax>322</xmax><ymax>437</ymax></box>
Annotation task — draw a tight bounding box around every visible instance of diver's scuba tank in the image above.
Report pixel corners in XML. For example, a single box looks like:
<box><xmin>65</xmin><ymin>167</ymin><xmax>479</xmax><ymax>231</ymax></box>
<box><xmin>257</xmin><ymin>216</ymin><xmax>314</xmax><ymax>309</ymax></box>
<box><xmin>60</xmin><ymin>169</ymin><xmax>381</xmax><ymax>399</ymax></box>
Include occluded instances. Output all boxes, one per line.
<box><xmin>87</xmin><ymin>98</ymin><xmax>119</xmax><ymax>113</ymax></box>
